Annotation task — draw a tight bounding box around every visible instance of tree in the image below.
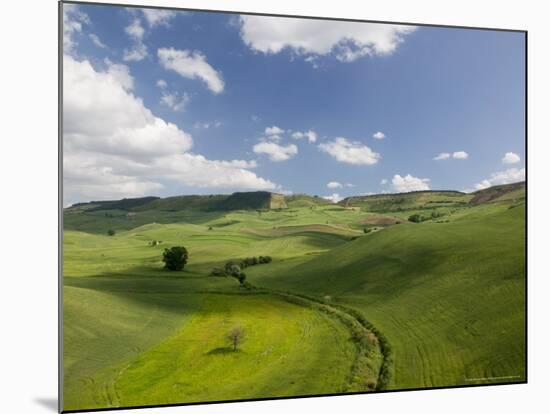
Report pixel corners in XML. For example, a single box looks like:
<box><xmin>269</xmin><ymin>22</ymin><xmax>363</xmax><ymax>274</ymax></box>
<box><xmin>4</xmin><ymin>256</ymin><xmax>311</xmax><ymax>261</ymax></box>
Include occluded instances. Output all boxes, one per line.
<box><xmin>162</xmin><ymin>246</ymin><xmax>188</xmax><ymax>271</ymax></box>
<box><xmin>227</xmin><ymin>325</ymin><xmax>245</xmax><ymax>351</ymax></box>
<box><xmin>107</xmin><ymin>229</ymin><xmax>116</xmax><ymax>236</ymax></box>
<box><xmin>408</xmin><ymin>214</ymin><xmax>424</xmax><ymax>223</ymax></box>
<box><xmin>237</xmin><ymin>273</ymin><xmax>247</xmax><ymax>284</ymax></box>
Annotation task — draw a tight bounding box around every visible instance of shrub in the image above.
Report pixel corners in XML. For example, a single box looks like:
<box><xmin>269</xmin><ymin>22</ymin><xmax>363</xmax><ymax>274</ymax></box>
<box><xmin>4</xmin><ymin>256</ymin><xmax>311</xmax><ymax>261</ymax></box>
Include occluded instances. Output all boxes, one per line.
<box><xmin>224</xmin><ymin>261</ymin><xmax>236</xmax><ymax>274</ymax></box>
<box><xmin>210</xmin><ymin>267</ymin><xmax>226</xmax><ymax>277</ymax></box>
<box><xmin>107</xmin><ymin>229</ymin><xmax>116</xmax><ymax>236</ymax></box>
<box><xmin>162</xmin><ymin>246</ymin><xmax>188</xmax><ymax>271</ymax></box>
<box><xmin>237</xmin><ymin>273</ymin><xmax>247</xmax><ymax>284</ymax></box>
<box><xmin>408</xmin><ymin>214</ymin><xmax>425</xmax><ymax>223</ymax></box>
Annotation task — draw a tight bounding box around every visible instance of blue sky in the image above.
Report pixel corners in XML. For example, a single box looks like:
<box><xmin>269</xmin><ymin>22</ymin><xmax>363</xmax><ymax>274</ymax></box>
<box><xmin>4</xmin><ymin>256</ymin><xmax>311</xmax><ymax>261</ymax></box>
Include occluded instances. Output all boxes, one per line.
<box><xmin>62</xmin><ymin>3</ymin><xmax>525</xmax><ymax>205</ymax></box>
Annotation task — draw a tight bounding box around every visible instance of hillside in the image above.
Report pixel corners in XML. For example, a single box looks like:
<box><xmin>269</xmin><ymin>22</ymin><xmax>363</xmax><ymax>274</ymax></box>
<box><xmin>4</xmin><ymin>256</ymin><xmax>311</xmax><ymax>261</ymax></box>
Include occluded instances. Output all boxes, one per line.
<box><xmin>285</xmin><ymin>194</ymin><xmax>332</xmax><ymax>208</ymax></box>
<box><xmin>63</xmin><ymin>180</ymin><xmax>526</xmax><ymax>410</ymax></box>
<box><xmin>67</xmin><ymin>191</ymin><xmax>288</xmax><ymax>213</ymax></box>
<box><xmin>339</xmin><ymin>190</ymin><xmax>472</xmax><ymax>212</ymax></box>
<box><xmin>469</xmin><ymin>181</ymin><xmax>526</xmax><ymax>205</ymax></box>
<box><xmin>246</xmin><ymin>200</ymin><xmax>526</xmax><ymax>389</ymax></box>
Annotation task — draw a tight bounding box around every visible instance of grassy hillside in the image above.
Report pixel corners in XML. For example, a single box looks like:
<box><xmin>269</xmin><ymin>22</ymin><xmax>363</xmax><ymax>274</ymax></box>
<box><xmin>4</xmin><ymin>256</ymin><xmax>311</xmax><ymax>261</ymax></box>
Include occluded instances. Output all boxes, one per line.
<box><xmin>340</xmin><ymin>190</ymin><xmax>472</xmax><ymax>212</ymax></box>
<box><xmin>63</xmin><ymin>184</ymin><xmax>526</xmax><ymax>410</ymax></box>
<box><xmin>246</xmin><ymin>201</ymin><xmax>526</xmax><ymax>389</ymax></box>
<box><xmin>469</xmin><ymin>181</ymin><xmax>526</xmax><ymax>205</ymax></box>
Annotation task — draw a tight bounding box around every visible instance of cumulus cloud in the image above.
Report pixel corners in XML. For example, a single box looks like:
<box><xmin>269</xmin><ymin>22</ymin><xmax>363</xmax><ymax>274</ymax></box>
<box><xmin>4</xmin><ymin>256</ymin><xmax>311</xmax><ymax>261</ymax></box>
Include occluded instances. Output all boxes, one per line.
<box><xmin>453</xmin><ymin>151</ymin><xmax>469</xmax><ymax>159</ymax></box>
<box><xmin>292</xmin><ymin>130</ymin><xmax>317</xmax><ymax>143</ymax></box>
<box><xmin>253</xmin><ymin>142</ymin><xmax>298</xmax><ymax>162</ymax></box>
<box><xmin>63</xmin><ymin>54</ymin><xmax>276</xmax><ymax>204</ymax></box>
<box><xmin>327</xmin><ymin>181</ymin><xmax>343</xmax><ymax>189</ymax></box>
<box><xmin>63</xmin><ymin>4</ymin><xmax>90</xmax><ymax>53</ymax></box>
<box><xmin>123</xmin><ymin>18</ymin><xmax>148</xmax><ymax>61</ymax></box>
<box><xmin>155</xmin><ymin>78</ymin><xmax>190</xmax><ymax>112</ymax></box>
<box><xmin>319</xmin><ymin>137</ymin><xmax>380</xmax><ymax>165</ymax></box>
<box><xmin>380</xmin><ymin>178</ymin><xmax>388</xmax><ymax>185</ymax></box>
<box><xmin>239</xmin><ymin>16</ymin><xmax>415</xmax><ymax>63</ymax></box>
<box><xmin>391</xmin><ymin>174</ymin><xmax>430</xmax><ymax>192</ymax></box>
<box><xmin>158</xmin><ymin>48</ymin><xmax>224</xmax><ymax>94</ymax></box>
<box><xmin>323</xmin><ymin>193</ymin><xmax>343</xmax><ymax>203</ymax></box>
<box><xmin>372</xmin><ymin>131</ymin><xmax>385</xmax><ymax>140</ymax></box>
<box><xmin>433</xmin><ymin>151</ymin><xmax>468</xmax><ymax>160</ymax></box>
<box><xmin>265</xmin><ymin>125</ymin><xmax>285</xmax><ymax>136</ymax></box>
<box><xmin>433</xmin><ymin>152</ymin><xmax>451</xmax><ymax>160</ymax></box>
<box><xmin>502</xmin><ymin>152</ymin><xmax>521</xmax><ymax>164</ymax></box>
<box><xmin>142</xmin><ymin>9</ymin><xmax>177</xmax><ymax>27</ymax></box>
<box><xmin>160</xmin><ymin>91</ymin><xmax>190</xmax><ymax>112</ymax></box>
<box><xmin>473</xmin><ymin>167</ymin><xmax>525</xmax><ymax>191</ymax></box>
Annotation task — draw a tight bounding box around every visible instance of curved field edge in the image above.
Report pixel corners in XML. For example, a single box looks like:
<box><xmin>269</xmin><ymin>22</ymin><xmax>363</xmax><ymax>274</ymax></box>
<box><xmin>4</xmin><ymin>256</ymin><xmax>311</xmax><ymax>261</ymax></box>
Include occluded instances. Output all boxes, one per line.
<box><xmin>63</xmin><ymin>290</ymin><xmax>385</xmax><ymax>411</ymax></box>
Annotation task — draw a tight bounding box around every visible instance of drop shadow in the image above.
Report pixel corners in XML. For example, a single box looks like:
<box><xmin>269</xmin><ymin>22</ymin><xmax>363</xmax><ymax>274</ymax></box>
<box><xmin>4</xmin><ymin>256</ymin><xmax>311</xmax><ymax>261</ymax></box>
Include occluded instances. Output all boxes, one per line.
<box><xmin>206</xmin><ymin>347</ymin><xmax>243</xmax><ymax>355</ymax></box>
<box><xmin>34</xmin><ymin>397</ymin><xmax>58</xmax><ymax>412</ymax></box>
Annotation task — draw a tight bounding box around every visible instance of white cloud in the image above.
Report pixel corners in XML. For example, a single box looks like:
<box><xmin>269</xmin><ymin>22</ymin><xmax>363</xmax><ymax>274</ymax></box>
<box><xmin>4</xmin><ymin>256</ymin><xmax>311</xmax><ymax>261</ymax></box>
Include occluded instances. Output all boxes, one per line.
<box><xmin>452</xmin><ymin>151</ymin><xmax>469</xmax><ymax>159</ymax></box>
<box><xmin>323</xmin><ymin>193</ymin><xmax>343</xmax><ymax>203</ymax></box>
<box><xmin>239</xmin><ymin>16</ymin><xmax>415</xmax><ymax>63</ymax></box>
<box><xmin>63</xmin><ymin>54</ymin><xmax>276</xmax><ymax>204</ymax></box>
<box><xmin>372</xmin><ymin>131</ymin><xmax>385</xmax><ymax>140</ymax></box>
<box><xmin>123</xmin><ymin>42</ymin><xmax>148</xmax><ymax>62</ymax></box>
<box><xmin>279</xmin><ymin>189</ymin><xmax>294</xmax><ymax>196</ymax></box>
<box><xmin>292</xmin><ymin>130</ymin><xmax>317</xmax><ymax>143</ymax></box>
<box><xmin>502</xmin><ymin>152</ymin><xmax>521</xmax><ymax>164</ymax></box>
<box><xmin>104</xmin><ymin>59</ymin><xmax>134</xmax><ymax>91</ymax></box>
<box><xmin>63</xmin><ymin>4</ymin><xmax>90</xmax><ymax>53</ymax></box>
<box><xmin>123</xmin><ymin>18</ymin><xmax>147</xmax><ymax>61</ymax></box>
<box><xmin>473</xmin><ymin>167</ymin><xmax>525</xmax><ymax>190</ymax></box>
<box><xmin>160</xmin><ymin>91</ymin><xmax>191</xmax><ymax>112</ymax></box>
<box><xmin>318</xmin><ymin>137</ymin><xmax>380</xmax><ymax>165</ymax></box>
<box><xmin>345</xmin><ymin>183</ymin><xmax>355</xmax><ymax>188</ymax></box>
<box><xmin>253</xmin><ymin>142</ymin><xmax>298</xmax><ymax>161</ymax></box>
<box><xmin>433</xmin><ymin>152</ymin><xmax>451</xmax><ymax>161</ymax></box>
<box><xmin>155</xmin><ymin>77</ymin><xmax>190</xmax><ymax>112</ymax></box>
<box><xmin>158</xmin><ymin>48</ymin><xmax>224</xmax><ymax>94</ymax></box>
<box><xmin>142</xmin><ymin>9</ymin><xmax>177</xmax><ymax>27</ymax></box>
<box><xmin>265</xmin><ymin>125</ymin><xmax>285</xmax><ymax>136</ymax></box>
<box><xmin>391</xmin><ymin>174</ymin><xmax>430</xmax><ymax>192</ymax></box>
<box><xmin>125</xmin><ymin>18</ymin><xmax>145</xmax><ymax>40</ymax></box>
<box><xmin>327</xmin><ymin>181</ymin><xmax>343</xmax><ymax>189</ymax></box>
<box><xmin>433</xmin><ymin>151</ymin><xmax>469</xmax><ymax>161</ymax></box>
<box><xmin>89</xmin><ymin>33</ymin><xmax>106</xmax><ymax>48</ymax></box>
<box><xmin>380</xmin><ymin>178</ymin><xmax>388</xmax><ymax>185</ymax></box>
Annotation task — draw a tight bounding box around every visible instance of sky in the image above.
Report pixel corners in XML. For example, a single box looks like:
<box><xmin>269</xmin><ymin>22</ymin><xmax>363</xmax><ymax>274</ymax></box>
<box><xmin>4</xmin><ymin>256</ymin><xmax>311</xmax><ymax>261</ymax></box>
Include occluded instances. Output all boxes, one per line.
<box><xmin>62</xmin><ymin>2</ymin><xmax>526</xmax><ymax>205</ymax></box>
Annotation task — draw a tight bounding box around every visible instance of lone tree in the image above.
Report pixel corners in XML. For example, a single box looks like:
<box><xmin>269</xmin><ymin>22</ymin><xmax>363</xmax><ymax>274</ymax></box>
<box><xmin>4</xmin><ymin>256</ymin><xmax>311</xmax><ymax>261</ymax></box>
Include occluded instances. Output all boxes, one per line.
<box><xmin>227</xmin><ymin>325</ymin><xmax>245</xmax><ymax>351</ymax></box>
<box><xmin>107</xmin><ymin>229</ymin><xmax>116</xmax><ymax>236</ymax></box>
<box><xmin>162</xmin><ymin>246</ymin><xmax>189</xmax><ymax>271</ymax></box>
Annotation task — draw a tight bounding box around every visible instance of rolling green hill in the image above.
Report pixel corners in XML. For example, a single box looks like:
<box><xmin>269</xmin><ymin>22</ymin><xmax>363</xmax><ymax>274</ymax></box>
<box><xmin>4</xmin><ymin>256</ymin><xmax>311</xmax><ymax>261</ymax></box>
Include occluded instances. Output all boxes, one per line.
<box><xmin>63</xmin><ymin>182</ymin><xmax>526</xmax><ymax>411</ymax></box>
<box><xmin>339</xmin><ymin>190</ymin><xmax>472</xmax><ymax>212</ymax></box>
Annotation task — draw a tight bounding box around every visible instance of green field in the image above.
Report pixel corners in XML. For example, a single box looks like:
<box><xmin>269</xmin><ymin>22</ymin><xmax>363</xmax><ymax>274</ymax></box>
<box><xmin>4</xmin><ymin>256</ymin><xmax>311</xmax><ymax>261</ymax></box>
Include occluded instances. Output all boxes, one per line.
<box><xmin>63</xmin><ymin>183</ymin><xmax>526</xmax><ymax>411</ymax></box>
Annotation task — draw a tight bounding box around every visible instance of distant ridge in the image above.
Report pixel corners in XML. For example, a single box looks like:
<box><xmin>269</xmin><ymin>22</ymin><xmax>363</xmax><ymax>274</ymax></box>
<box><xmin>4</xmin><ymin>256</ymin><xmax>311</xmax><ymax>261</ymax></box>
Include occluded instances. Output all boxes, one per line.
<box><xmin>68</xmin><ymin>191</ymin><xmax>287</xmax><ymax>212</ymax></box>
<box><xmin>67</xmin><ymin>182</ymin><xmax>525</xmax><ymax>213</ymax></box>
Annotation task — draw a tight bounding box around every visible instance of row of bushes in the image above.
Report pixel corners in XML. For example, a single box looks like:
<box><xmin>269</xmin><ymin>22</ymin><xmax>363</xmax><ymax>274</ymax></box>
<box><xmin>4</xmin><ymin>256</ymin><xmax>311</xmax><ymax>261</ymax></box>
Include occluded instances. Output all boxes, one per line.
<box><xmin>210</xmin><ymin>256</ymin><xmax>273</xmax><ymax>286</ymax></box>
<box><xmin>279</xmin><ymin>291</ymin><xmax>393</xmax><ymax>391</ymax></box>
<box><xmin>211</xmin><ymin>256</ymin><xmax>272</xmax><ymax>278</ymax></box>
<box><xmin>271</xmin><ymin>290</ymin><xmax>388</xmax><ymax>392</ymax></box>
<box><xmin>408</xmin><ymin>210</ymin><xmax>445</xmax><ymax>223</ymax></box>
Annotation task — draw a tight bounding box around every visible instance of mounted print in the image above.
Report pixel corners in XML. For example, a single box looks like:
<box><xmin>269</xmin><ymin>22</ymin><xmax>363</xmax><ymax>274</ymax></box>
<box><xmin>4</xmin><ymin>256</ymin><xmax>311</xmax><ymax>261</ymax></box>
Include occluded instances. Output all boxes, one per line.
<box><xmin>60</xmin><ymin>1</ymin><xmax>527</xmax><ymax>412</ymax></box>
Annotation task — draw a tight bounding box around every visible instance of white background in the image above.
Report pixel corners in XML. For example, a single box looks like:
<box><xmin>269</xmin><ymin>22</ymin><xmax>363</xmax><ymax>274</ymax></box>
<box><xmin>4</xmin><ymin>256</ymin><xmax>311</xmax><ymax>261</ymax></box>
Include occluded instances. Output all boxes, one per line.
<box><xmin>0</xmin><ymin>0</ymin><xmax>548</xmax><ymax>413</ymax></box>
